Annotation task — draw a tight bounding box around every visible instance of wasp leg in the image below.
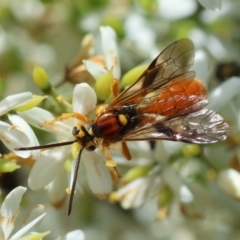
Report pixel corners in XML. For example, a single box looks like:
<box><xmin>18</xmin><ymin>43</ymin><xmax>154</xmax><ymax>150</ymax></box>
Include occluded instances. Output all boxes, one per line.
<box><xmin>104</xmin><ymin>142</ymin><xmax>132</xmax><ymax>161</ymax></box>
<box><xmin>121</xmin><ymin>141</ymin><xmax>132</xmax><ymax>160</ymax></box>
<box><xmin>41</xmin><ymin>112</ymin><xmax>90</xmax><ymax>127</ymax></box>
<box><xmin>102</xmin><ymin>144</ymin><xmax>121</xmax><ymax>179</ymax></box>
<box><xmin>111</xmin><ymin>79</ymin><xmax>119</xmax><ymax>98</ymax></box>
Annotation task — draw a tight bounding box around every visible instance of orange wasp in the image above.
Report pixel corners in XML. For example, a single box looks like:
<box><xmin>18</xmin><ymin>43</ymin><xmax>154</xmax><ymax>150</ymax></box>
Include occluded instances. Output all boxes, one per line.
<box><xmin>16</xmin><ymin>39</ymin><xmax>229</xmax><ymax>215</ymax></box>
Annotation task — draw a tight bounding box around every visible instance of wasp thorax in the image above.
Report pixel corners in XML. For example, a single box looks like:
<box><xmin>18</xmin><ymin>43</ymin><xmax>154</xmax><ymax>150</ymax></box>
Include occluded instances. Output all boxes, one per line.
<box><xmin>118</xmin><ymin>114</ymin><xmax>128</xmax><ymax>126</ymax></box>
<box><xmin>92</xmin><ymin>113</ymin><xmax>122</xmax><ymax>139</ymax></box>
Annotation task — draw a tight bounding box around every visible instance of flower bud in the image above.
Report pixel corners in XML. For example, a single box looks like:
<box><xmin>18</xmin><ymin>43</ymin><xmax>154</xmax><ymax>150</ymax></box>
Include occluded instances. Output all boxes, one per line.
<box><xmin>121</xmin><ymin>65</ymin><xmax>147</xmax><ymax>88</ymax></box>
<box><xmin>217</xmin><ymin>169</ymin><xmax>240</xmax><ymax>200</ymax></box>
<box><xmin>33</xmin><ymin>66</ymin><xmax>52</xmax><ymax>93</ymax></box>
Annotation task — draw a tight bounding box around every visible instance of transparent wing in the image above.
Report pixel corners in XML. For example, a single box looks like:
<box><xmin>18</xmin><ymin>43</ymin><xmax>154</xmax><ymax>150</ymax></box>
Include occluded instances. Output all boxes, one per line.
<box><xmin>107</xmin><ymin>38</ymin><xmax>228</xmax><ymax>144</ymax></box>
<box><xmin>110</xmin><ymin>38</ymin><xmax>195</xmax><ymax>107</ymax></box>
<box><xmin>123</xmin><ymin>109</ymin><xmax>229</xmax><ymax>144</ymax></box>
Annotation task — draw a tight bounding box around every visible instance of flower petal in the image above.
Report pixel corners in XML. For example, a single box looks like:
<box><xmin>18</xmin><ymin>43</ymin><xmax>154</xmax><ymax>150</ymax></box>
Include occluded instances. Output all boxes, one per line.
<box><xmin>116</xmin><ymin>175</ymin><xmax>160</xmax><ymax>209</ymax></box>
<box><xmin>158</xmin><ymin>0</ymin><xmax>197</xmax><ymax>20</ymax></box>
<box><xmin>47</xmin><ymin>168</ymin><xmax>68</xmax><ymax>208</ymax></box>
<box><xmin>192</xmin><ymin>50</ymin><xmax>209</xmax><ymax>84</ymax></box>
<box><xmin>100</xmin><ymin>26</ymin><xmax>120</xmax><ymax>79</ymax></box>
<box><xmin>28</xmin><ymin>146</ymin><xmax>70</xmax><ymax>190</ymax></box>
<box><xmin>18</xmin><ymin>107</ymin><xmax>55</xmax><ymax>125</ymax></box>
<box><xmin>9</xmin><ymin>213</ymin><xmax>46</xmax><ymax>240</ymax></box>
<box><xmin>72</xmin><ymin>83</ymin><xmax>97</xmax><ymax>118</ymax></box>
<box><xmin>116</xmin><ymin>178</ymin><xmax>148</xmax><ymax>209</ymax></box>
<box><xmin>18</xmin><ymin>107</ymin><xmax>72</xmax><ymax>138</ymax></box>
<box><xmin>0</xmin><ymin>92</ymin><xmax>32</xmax><ymax>116</ymax></box>
<box><xmin>82</xmin><ymin>151</ymin><xmax>112</xmax><ymax>196</ymax></box>
<box><xmin>83</xmin><ymin>59</ymin><xmax>107</xmax><ymax>80</ymax></box>
<box><xmin>24</xmin><ymin>205</ymin><xmax>45</xmax><ymax>224</ymax></box>
<box><xmin>1</xmin><ymin>186</ymin><xmax>27</xmax><ymax>218</ymax></box>
<box><xmin>179</xmin><ymin>185</ymin><xmax>194</xmax><ymax>203</ymax></box>
<box><xmin>0</xmin><ymin>121</ymin><xmax>31</xmax><ymax>158</ymax></box>
<box><xmin>217</xmin><ymin>169</ymin><xmax>240</xmax><ymax>199</ymax></box>
<box><xmin>65</xmin><ymin>229</ymin><xmax>85</xmax><ymax>240</ymax></box>
<box><xmin>8</xmin><ymin>114</ymin><xmax>40</xmax><ymax>159</ymax></box>
<box><xmin>0</xmin><ymin>186</ymin><xmax>27</xmax><ymax>239</ymax></box>
<box><xmin>208</xmin><ymin>77</ymin><xmax>240</xmax><ymax>111</ymax></box>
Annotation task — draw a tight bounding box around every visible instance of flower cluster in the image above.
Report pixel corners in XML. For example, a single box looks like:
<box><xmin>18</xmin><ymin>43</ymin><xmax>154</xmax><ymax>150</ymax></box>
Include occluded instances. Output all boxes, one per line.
<box><xmin>1</xmin><ymin>2</ymin><xmax>240</xmax><ymax>236</ymax></box>
<box><xmin>0</xmin><ymin>186</ymin><xmax>48</xmax><ymax>240</ymax></box>
<box><xmin>2</xmin><ymin>24</ymin><xmax>240</xmax><ymax>209</ymax></box>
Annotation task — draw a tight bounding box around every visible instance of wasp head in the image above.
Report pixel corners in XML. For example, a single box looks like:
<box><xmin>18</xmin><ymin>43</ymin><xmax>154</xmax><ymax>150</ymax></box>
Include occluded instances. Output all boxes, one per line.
<box><xmin>72</xmin><ymin>124</ymin><xmax>96</xmax><ymax>151</ymax></box>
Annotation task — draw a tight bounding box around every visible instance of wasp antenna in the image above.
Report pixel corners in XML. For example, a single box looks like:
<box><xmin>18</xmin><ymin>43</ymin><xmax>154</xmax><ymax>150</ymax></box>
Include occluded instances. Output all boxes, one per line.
<box><xmin>68</xmin><ymin>146</ymin><xmax>84</xmax><ymax>216</ymax></box>
<box><xmin>15</xmin><ymin>140</ymin><xmax>77</xmax><ymax>151</ymax></box>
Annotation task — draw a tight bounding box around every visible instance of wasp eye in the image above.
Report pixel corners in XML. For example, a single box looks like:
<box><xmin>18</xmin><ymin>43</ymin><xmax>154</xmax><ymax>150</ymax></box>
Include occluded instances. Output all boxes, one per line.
<box><xmin>72</xmin><ymin>126</ymin><xmax>80</xmax><ymax>136</ymax></box>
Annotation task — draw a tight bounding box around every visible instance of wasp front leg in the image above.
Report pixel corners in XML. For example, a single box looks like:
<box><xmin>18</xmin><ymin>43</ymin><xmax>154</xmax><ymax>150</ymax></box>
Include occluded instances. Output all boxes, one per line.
<box><xmin>41</xmin><ymin>112</ymin><xmax>90</xmax><ymax>127</ymax></box>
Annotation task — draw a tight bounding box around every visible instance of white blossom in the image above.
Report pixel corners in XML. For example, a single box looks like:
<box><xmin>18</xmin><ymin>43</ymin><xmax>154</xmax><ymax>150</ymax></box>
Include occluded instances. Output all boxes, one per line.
<box><xmin>19</xmin><ymin>83</ymin><xmax>113</xmax><ymax>205</ymax></box>
<box><xmin>0</xmin><ymin>186</ymin><xmax>47</xmax><ymax>240</ymax></box>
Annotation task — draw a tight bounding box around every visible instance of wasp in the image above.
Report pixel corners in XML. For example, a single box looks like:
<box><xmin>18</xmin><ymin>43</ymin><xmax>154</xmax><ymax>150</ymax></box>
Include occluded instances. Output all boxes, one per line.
<box><xmin>16</xmin><ymin>39</ymin><xmax>229</xmax><ymax>215</ymax></box>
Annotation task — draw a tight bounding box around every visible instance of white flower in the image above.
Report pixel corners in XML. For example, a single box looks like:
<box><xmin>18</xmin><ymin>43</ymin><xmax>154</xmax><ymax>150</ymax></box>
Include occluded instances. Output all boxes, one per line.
<box><xmin>83</xmin><ymin>26</ymin><xmax>120</xmax><ymax>81</ymax></box>
<box><xmin>0</xmin><ymin>186</ymin><xmax>48</xmax><ymax>240</ymax></box>
<box><xmin>18</xmin><ymin>83</ymin><xmax>113</xmax><ymax>207</ymax></box>
<box><xmin>217</xmin><ymin>169</ymin><xmax>240</xmax><ymax>200</ymax></box>
<box><xmin>64</xmin><ymin>229</ymin><xmax>85</xmax><ymax>240</ymax></box>
<box><xmin>114</xmin><ymin>176</ymin><xmax>159</xmax><ymax>209</ymax></box>
<box><xmin>208</xmin><ymin>77</ymin><xmax>240</xmax><ymax>112</ymax></box>
<box><xmin>0</xmin><ymin>92</ymin><xmax>33</xmax><ymax>158</ymax></box>
<box><xmin>0</xmin><ymin>92</ymin><xmax>31</xmax><ymax>116</ymax></box>
<box><xmin>158</xmin><ymin>0</ymin><xmax>197</xmax><ymax>21</ymax></box>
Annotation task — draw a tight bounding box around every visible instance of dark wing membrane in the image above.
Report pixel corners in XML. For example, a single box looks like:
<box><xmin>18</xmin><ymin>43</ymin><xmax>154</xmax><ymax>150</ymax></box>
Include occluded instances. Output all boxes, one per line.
<box><xmin>110</xmin><ymin>38</ymin><xmax>195</xmax><ymax>107</ymax></box>
<box><xmin>122</xmin><ymin>109</ymin><xmax>229</xmax><ymax>144</ymax></box>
